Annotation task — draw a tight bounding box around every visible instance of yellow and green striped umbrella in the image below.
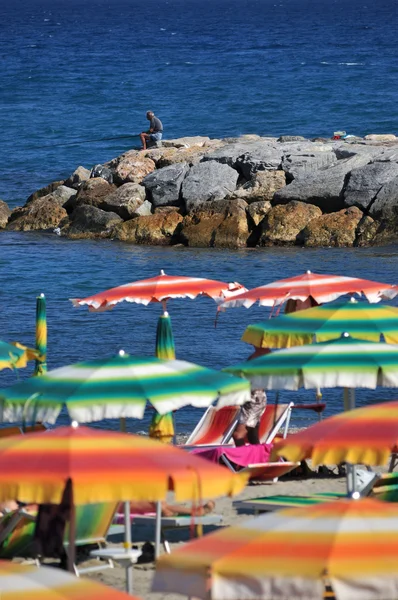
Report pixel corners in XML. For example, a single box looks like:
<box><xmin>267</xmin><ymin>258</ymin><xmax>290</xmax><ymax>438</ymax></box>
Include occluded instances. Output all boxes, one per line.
<box><xmin>242</xmin><ymin>300</ymin><xmax>398</xmax><ymax>349</ymax></box>
<box><xmin>224</xmin><ymin>335</ymin><xmax>398</xmax><ymax>392</ymax></box>
<box><xmin>34</xmin><ymin>293</ymin><xmax>47</xmax><ymax>376</ymax></box>
<box><xmin>0</xmin><ymin>560</ymin><xmax>137</xmax><ymax>600</ymax></box>
<box><xmin>0</xmin><ymin>351</ymin><xmax>250</xmax><ymax>424</ymax></box>
<box><xmin>0</xmin><ymin>341</ymin><xmax>38</xmax><ymax>371</ymax></box>
<box><xmin>153</xmin><ymin>498</ymin><xmax>398</xmax><ymax>600</ymax></box>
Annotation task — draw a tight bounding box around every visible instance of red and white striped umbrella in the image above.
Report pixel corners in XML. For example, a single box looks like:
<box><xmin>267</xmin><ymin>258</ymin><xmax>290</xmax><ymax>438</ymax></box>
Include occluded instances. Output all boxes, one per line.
<box><xmin>71</xmin><ymin>270</ymin><xmax>246</xmax><ymax>312</ymax></box>
<box><xmin>219</xmin><ymin>271</ymin><xmax>397</xmax><ymax>310</ymax></box>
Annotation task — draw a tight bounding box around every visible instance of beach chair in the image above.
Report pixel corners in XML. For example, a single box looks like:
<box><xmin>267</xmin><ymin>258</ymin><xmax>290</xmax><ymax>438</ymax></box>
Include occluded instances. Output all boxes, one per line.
<box><xmin>232</xmin><ymin>461</ymin><xmax>300</xmax><ymax>481</ymax></box>
<box><xmin>184</xmin><ymin>405</ymin><xmax>240</xmax><ymax>446</ymax></box>
<box><xmin>255</xmin><ymin>402</ymin><xmax>294</xmax><ymax>444</ymax></box>
<box><xmin>0</xmin><ymin>501</ymin><xmax>118</xmax><ymax>575</ymax></box>
<box><xmin>233</xmin><ymin>470</ymin><xmax>390</xmax><ymax>514</ymax></box>
<box><xmin>0</xmin><ymin>423</ymin><xmax>47</xmax><ymax>438</ymax></box>
<box><xmin>112</xmin><ymin>510</ymin><xmax>223</xmax><ymax>554</ymax></box>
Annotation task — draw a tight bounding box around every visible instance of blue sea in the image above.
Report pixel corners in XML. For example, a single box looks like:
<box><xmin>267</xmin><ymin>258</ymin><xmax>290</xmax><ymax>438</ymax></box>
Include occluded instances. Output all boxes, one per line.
<box><xmin>1</xmin><ymin>0</ymin><xmax>398</xmax><ymax>434</ymax></box>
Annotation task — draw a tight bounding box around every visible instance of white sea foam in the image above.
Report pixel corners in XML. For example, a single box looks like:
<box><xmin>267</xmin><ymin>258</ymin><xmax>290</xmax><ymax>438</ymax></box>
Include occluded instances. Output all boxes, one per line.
<box><xmin>160</xmin><ymin>28</ymin><xmax>166</xmax><ymax>30</ymax></box>
<box><xmin>171</xmin><ymin>32</ymin><xmax>176</xmax><ymax>35</ymax></box>
<box><xmin>339</xmin><ymin>62</ymin><xmax>364</xmax><ymax>66</ymax></box>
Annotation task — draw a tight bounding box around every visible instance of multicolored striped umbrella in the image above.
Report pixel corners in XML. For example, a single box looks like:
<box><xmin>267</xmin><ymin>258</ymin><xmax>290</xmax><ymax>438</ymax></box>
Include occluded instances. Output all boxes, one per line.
<box><xmin>70</xmin><ymin>269</ymin><xmax>246</xmax><ymax>311</ymax></box>
<box><xmin>224</xmin><ymin>335</ymin><xmax>398</xmax><ymax>392</ymax></box>
<box><xmin>153</xmin><ymin>498</ymin><xmax>398</xmax><ymax>600</ymax></box>
<box><xmin>242</xmin><ymin>300</ymin><xmax>398</xmax><ymax>348</ymax></box>
<box><xmin>34</xmin><ymin>293</ymin><xmax>47</xmax><ymax>376</ymax></box>
<box><xmin>0</xmin><ymin>341</ymin><xmax>38</xmax><ymax>371</ymax></box>
<box><xmin>0</xmin><ymin>350</ymin><xmax>250</xmax><ymax>424</ymax></box>
<box><xmin>0</xmin><ymin>424</ymin><xmax>246</xmax><ymax>505</ymax></box>
<box><xmin>0</xmin><ymin>560</ymin><xmax>137</xmax><ymax>600</ymax></box>
<box><xmin>149</xmin><ymin>312</ymin><xmax>176</xmax><ymax>443</ymax></box>
<box><xmin>219</xmin><ymin>270</ymin><xmax>397</xmax><ymax>310</ymax></box>
<box><xmin>273</xmin><ymin>399</ymin><xmax>398</xmax><ymax>467</ymax></box>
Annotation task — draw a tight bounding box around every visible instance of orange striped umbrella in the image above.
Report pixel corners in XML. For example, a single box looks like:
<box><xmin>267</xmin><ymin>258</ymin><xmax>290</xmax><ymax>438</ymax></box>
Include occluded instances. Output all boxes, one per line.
<box><xmin>153</xmin><ymin>498</ymin><xmax>398</xmax><ymax>600</ymax></box>
<box><xmin>0</xmin><ymin>560</ymin><xmax>137</xmax><ymax>599</ymax></box>
<box><xmin>0</xmin><ymin>424</ymin><xmax>246</xmax><ymax>505</ymax></box>
<box><xmin>71</xmin><ymin>269</ymin><xmax>246</xmax><ymax>312</ymax></box>
<box><xmin>273</xmin><ymin>399</ymin><xmax>398</xmax><ymax>467</ymax></box>
<box><xmin>219</xmin><ymin>270</ymin><xmax>397</xmax><ymax>310</ymax></box>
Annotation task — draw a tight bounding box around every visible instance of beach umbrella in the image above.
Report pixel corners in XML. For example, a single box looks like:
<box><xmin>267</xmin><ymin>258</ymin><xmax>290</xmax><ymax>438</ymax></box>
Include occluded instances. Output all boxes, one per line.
<box><xmin>149</xmin><ymin>312</ymin><xmax>176</xmax><ymax>443</ymax></box>
<box><xmin>0</xmin><ymin>340</ymin><xmax>38</xmax><ymax>371</ymax></box>
<box><xmin>219</xmin><ymin>270</ymin><xmax>397</xmax><ymax>311</ymax></box>
<box><xmin>224</xmin><ymin>334</ymin><xmax>398</xmax><ymax>409</ymax></box>
<box><xmin>273</xmin><ymin>399</ymin><xmax>398</xmax><ymax>468</ymax></box>
<box><xmin>0</xmin><ymin>424</ymin><xmax>247</xmax><ymax>572</ymax></box>
<box><xmin>153</xmin><ymin>497</ymin><xmax>398</xmax><ymax>600</ymax></box>
<box><xmin>0</xmin><ymin>560</ymin><xmax>138</xmax><ymax>600</ymax></box>
<box><xmin>33</xmin><ymin>292</ymin><xmax>47</xmax><ymax>376</ymax></box>
<box><xmin>70</xmin><ymin>269</ymin><xmax>246</xmax><ymax>312</ymax></box>
<box><xmin>0</xmin><ymin>350</ymin><xmax>250</xmax><ymax>424</ymax></box>
<box><xmin>241</xmin><ymin>299</ymin><xmax>398</xmax><ymax>349</ymax></box>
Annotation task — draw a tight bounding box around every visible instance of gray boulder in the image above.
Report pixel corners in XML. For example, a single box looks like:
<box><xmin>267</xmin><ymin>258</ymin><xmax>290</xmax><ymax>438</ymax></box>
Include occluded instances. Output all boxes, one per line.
<box><xmin>143</xmin><ymin>163</ymin><xmax>189</xmax><ymax>207</ymax></box>
<box><xmin>26</xmin><ymin>180</ymin><xmax>64</xmax><ymax>204</ymax></box>
<box><xmin>344</xmin><ymin>162</ymin><xmax>398</xmax><ymax>211</ymax></box>
<box><xmin>235</xmin><ymin>142</ymin><xmax>282</xmax><ymax>178</ymax></box>
<box><xmin>182</xmin><ymin>161</ymin><xmax>239</xmax><ymax>211</ymax></box>
<box><xmin>273</xmin><ymin>153</ymin><xmax>374</xmax><ymax>213</ymax></box>
<box><xmin>101</xmin><ymin>183</ymin><xmax>146</xmax><ymax>219</ymax></box>
<box><xmin>134</xmin><ymin>199</ymin><xmax>153</xmax><ymax>217</ymax></box>
<box><xmin>66</xmin><ymin>205</ymin><xmax>122</xmax><ymax>238</ymax></box>
<box><xmin>0</xmin><ymin>200</ymin><xmax>11</xmax><ymax>228</ymax></box>
<box><xmin>202</xmin><ymin>142</ymin><xmax>256</xmax><ymax>169</ymax></box>
<box><xmin>64</xmin><ymin>166</ymin><xmax>91</xmax><ymax>189</ymax></box>
<box><xmin>368</xmin><ymin>177</ymin><xmax>398</xmax><ymax>242</ymax></box>
<box><xmin>282</xmin><ymin>150</ymin><xmax>337</xmax><ymax>180</ymax></box>
<box><xmin>277</xmin><ymin>136</ymin><xmax>307</xmax><ymax>143</ymax></box>
<box><xmin>42</xmin><ymin>185</ymin><xmax>77</xmax><ymax>207</ymax></box>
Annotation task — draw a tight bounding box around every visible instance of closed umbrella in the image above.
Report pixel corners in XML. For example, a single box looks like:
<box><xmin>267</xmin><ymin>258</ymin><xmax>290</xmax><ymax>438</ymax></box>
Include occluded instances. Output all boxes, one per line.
<box><xmin>34</xmin><ymin>293</ymin><xmax>47</xmax><ymax>376</ymax></box>
<box><xmin>241</xmin><ymin>299</ymin><xmax>398</xmax><ymax>349</ymax></box>
<box><xmin>153</xmin><ymin>498</ymin><xmax>398</xmax><ymax>600</ymax></box>
<box><xmin>0</xmin><ymin>341</ymin><xmax>38</xmax><ymax>371</ymax></box>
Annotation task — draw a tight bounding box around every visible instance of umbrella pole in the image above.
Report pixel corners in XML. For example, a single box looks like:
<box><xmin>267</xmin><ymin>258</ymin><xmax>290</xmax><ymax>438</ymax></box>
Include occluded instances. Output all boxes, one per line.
<box><xmin>123</xmin><ymin>501</ymin><xmax>134</xmax><ymax>594</ymax></box>
<box><xmin>67</xmin><ymin>503</ymin><xmax>76</xmax><ymax>573</ymax></box>
<box><xmin>343</xmin><ymin>388</ymin><xmax>356</xmax><ymax>411</ymax></box>
<box><xmin>155</xmin><ymin>501</ymin><xmax>162</xmax><ymax>559</ymax></box>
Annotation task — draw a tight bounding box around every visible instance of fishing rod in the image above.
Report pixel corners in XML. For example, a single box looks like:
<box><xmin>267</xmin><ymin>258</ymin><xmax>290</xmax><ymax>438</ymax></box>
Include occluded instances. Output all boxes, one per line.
<box><xmin>26</xmin><ymin>133</ymin><xmax>141</xmax><ymax>150</ymax></box>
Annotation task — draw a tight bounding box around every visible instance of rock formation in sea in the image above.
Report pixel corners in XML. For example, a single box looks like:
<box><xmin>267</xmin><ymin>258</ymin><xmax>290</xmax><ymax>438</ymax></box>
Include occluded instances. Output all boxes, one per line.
<box><xmin>2</xmin><ymin>133</ymin><xmax>398</xmax><ymax>248</ymax></box>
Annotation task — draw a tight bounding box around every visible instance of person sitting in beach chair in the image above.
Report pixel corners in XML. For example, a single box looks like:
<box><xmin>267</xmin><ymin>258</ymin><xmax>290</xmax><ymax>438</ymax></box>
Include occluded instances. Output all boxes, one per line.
<box><xmin>233</xmin><ymin>346</ymin><xmax>271</xmax><ymax>446</ymax></box>
<box><xmin>127</xmin><ymin>500</ymin><xmax>215</xmax><ymax>517</ymax></box>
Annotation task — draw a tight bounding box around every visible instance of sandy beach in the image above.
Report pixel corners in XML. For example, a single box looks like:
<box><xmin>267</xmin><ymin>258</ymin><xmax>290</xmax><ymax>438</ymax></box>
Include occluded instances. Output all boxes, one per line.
<box><xmin>83</xmin><ymin>470</ymin><xmax>348</xmax><ymax>598</ymax></box>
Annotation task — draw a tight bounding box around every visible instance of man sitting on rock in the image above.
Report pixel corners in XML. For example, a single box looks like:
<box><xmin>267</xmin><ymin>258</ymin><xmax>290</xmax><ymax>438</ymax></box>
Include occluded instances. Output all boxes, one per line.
<box><xmin>140</xmin><ymin>111</ymin><xmax>163</xmax><ymax>150</ymax></box>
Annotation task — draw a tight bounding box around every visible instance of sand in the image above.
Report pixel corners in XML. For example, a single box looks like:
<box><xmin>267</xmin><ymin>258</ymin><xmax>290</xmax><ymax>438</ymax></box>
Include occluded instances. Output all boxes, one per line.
<box><xmin>83</xmin><ymin>470</ymin><xmax>348</xmax><ymax>599</ymax></box>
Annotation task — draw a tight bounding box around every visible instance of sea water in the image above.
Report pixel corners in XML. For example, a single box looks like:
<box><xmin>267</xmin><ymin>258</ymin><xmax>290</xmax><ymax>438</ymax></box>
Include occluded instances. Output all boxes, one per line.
<box><xmin>1</xmin><ymin>0</ymin><xmax>398</xmax><ymax>434</ymax></box>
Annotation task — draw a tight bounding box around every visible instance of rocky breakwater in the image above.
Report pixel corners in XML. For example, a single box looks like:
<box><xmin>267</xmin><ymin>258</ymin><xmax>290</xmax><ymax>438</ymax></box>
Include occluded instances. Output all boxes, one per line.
<box><xmin>3</xmin><ymin>133</ymin><xmax>398</xmax><ymax>248</ymax></box>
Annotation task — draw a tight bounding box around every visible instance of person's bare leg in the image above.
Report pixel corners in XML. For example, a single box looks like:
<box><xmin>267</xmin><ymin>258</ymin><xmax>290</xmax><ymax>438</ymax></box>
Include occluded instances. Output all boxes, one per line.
<box><xmin>140</xmin><ymin>132</ymin><xmax>149</xmax><ymax>149</ymax></box>
<box><xmin>246</xmin><ymin>423</ymin><xmax>260</xmax><ymax>445</ymax></box>
<box><xmin>232</xmin><ymin>423</ymin><xmax>247</xmax><ymax>447</ymax></box>
<box><xmin>161</xmin><ymin>500</ymin><xmax>216</xmax><ymax>517</ymax></box>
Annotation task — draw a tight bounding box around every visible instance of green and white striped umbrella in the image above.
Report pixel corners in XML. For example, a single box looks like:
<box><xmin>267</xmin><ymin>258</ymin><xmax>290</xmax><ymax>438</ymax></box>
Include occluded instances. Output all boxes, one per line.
<box><xmin>242</xmin><ymin>300</ymin><xmax>398</xmax><ymax>349</ymax></box>
<box><xmin>0</xmin><ymin>351</ymin><xmax>250</xmax><ymax>424</ymax></box>
<box><xmin>224</xmin><ymin>334</ymin><xmax>398</xmax><ymax>394</ymax></box>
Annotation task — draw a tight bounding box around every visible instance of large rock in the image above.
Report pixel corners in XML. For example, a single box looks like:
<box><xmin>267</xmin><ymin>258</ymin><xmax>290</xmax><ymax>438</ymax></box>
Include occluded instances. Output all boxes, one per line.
<box><xmin>73</xmin><ymin>178</ymin><xmax>116</xmax><ymax>211</ymax></box>
<box><xmin>101</xmin><ymin>183</ymin><xmax>147</xmax><ymax>219</ymax></box>
<box><xmin>66</xmin><ymin>205</ymin><xmax>122</xmax><ymax>238</ymax></box>
<box><xmin>0</xmin><ymin>200</ymin><xmax>11</xmax><ymax>228</ymax></box>
<box><xmin>366</xmin><ymin>176</ymin><xmax>398</xmax><ymax>242</ymax></box>
<box><xmin>162</xmin><ymin>136</ymin><xmax>211</xmax><ymax>148</ymax></box>
<box><xmin>277</xmin><ymin>135</ymin><xmax>307</xmax><ymax>143</ymax></box>
<box><xmin>145</xmin><ymin>146</ymin><xmax>210</xmax><ymax>168</ymax></box>
<box><xmin>182</xmin><ymin>161</ymin><xmax>239</xmax><ymax>211</ymax></box>
<box><xmin>111</xmin><ymin>150</ymin><xmax>156</xmax><ymax>184</ymax></box>
<box><xmin>231</xmin><ymin>170</ymin><xmax>286</xmax><ymax>203</ymax></box>
<box><xmin>344</xmin><ymin>162</ymin><xmax>398</xmax><ymax>211</ymax></box>
<box><xmin>235</xmin><ymin>142</ymin><xmax>282</xmax><ymax>178</ymax></box>
<box><xmin>272</xmin><ymin>154</ymin><xmax>374</xmax><ymax>213</ymax></box>
<box><xmin>7</xmin><ymin>198</ymin><xmax>68</xmax><ymax>231</ymax></box>
<box><xmin>247</xmin><ymin>201</ymin><xmax>272</xmax><ymax>227</ymax></box>
<box><xmin>298</xmin><ymin>206</ymin><xmax>368</xmax><ymax>247</ymax></box>
<box><xmin>202</xmin><ymin>142</ymin><xmax>257</xmax><ymax>169</ymax></box>
<box><xmin>64</xmin><ymin>166</ymin><xmax>91</xmax><ymax>189</ymax></box>
<box><xmin>26</xmin><ymin>180</ymin><xmax>64</xmax><ymax>204</ymax></box>
<box><xmin>281</xmin><ymin>149</ymin><xmax>337</xmax><ymax>180</ymax></box>
<box><xmin>143</xmin><ymin>163</ymin><xmax>189</xmax><ymax>207</ymax></box>
<box><xmin>41</xmin><ymin>185</ymin><xmax>77</xmax><ymax>207</ymax></box>
<box><xmin>112</xmin><ymin>212</ymin><xmax>183</xmax><ymax>245</ymax></box>
<box><xmin>364</xmin><ymin>134</ymin><xmax>397</xmax><ymax>143</ymax></box>
<box><xmin>258</xmin><ymin>201</ymin><xmax>322</xmax><ymax>246</ymax></box>
<box><xmin>178</xmin><ymin>199</ymin><xmax>249</xmax><ymax>248</ymax></box>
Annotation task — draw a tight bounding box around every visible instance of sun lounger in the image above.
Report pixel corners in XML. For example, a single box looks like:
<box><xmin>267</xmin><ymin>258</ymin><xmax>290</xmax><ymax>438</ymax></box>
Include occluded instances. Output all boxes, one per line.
<box><xmin>256</xmin><ymin>402</ymin><xmax>294</xmax><ymax>444</ymax></box>
<box><xmin>0</xmin><ymin>501</ymin><xmax>118</xmax><ymax>575</ymax></box>
<box><xmin>236</xmin><ymin>461</ymin><xmax>300</xmax><ymax>481</ymax></box>
<box><xmin>184</xmin><ymin>405</ymin><xmax>240</xmax><ymax>446</ymax></box>
<box><xmin>112</xmin><ymin>512</ymin><xmax>223</xmax><ymax>554</ymax></box>
<box><xmin>234</xmin><ymin>470</ymin><xmax>388</xmax><ymax>513</ymax></box>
